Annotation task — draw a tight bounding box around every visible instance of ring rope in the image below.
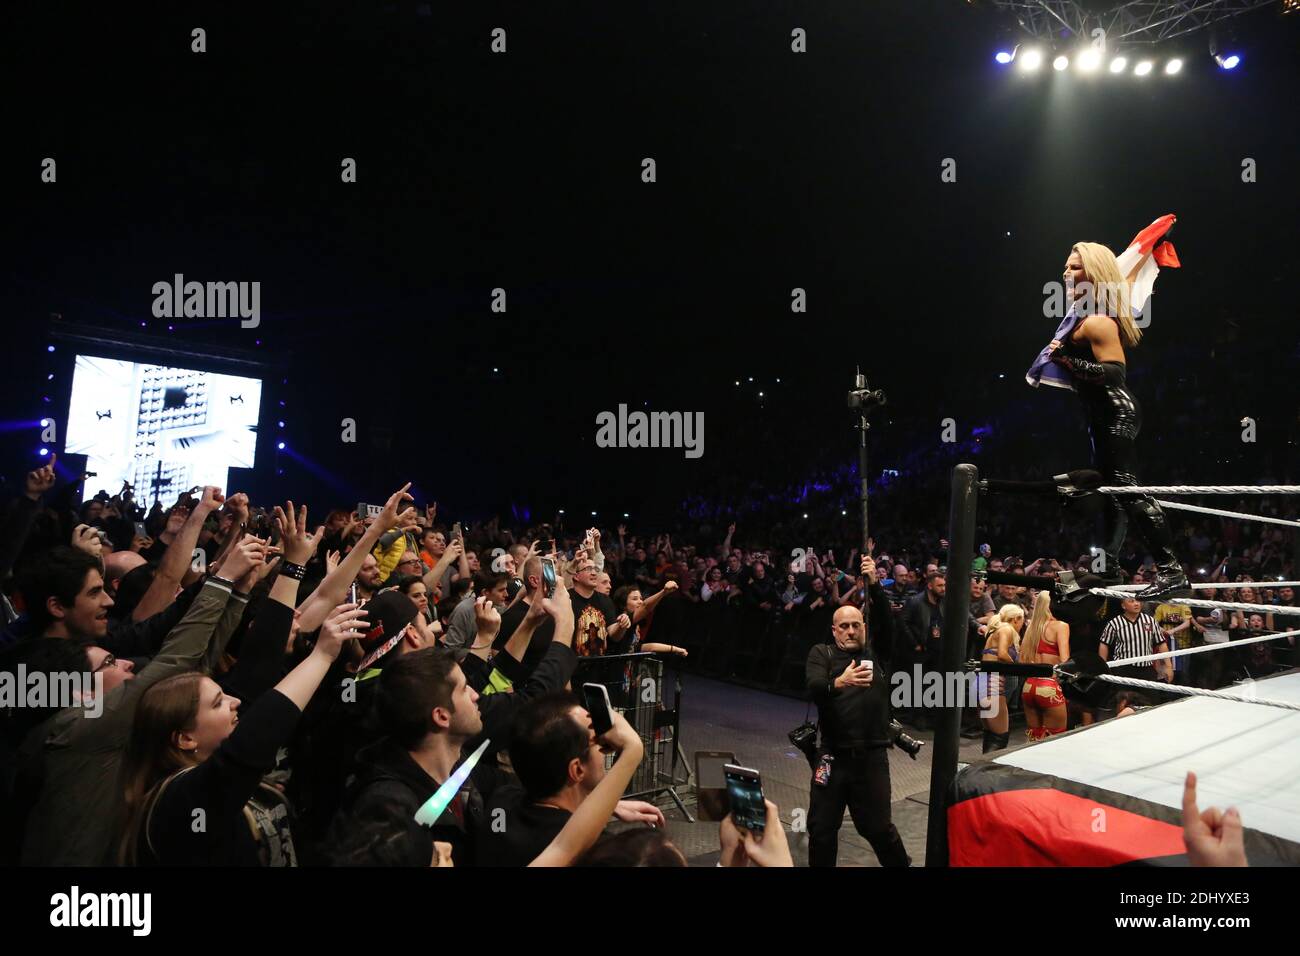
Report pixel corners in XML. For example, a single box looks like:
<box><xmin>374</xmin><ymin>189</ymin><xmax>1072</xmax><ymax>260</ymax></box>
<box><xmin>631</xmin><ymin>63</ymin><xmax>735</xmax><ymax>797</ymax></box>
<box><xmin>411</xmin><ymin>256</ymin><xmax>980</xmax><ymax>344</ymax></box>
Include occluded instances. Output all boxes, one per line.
<box><xmin>1152</xmin><ymin>499</ymin><xmax>1300</xmax><ymax>529</ymax></box>
<box><xmin>1077</xmin><ymin>671</ymin><xmax>1300</xmax><ymax>714</ymax></box>
<box><xmin>1095</xmin><ymin>485</ymin><xmax>1300</xmax><ymax>496</ymax></box>
<box><xmin>1107</xmin><ymin>627</ymin><xmax>1300</xmax><ymax>667</ymax></box>
<box><xmin>1088</xmin><ymin>587</ymin><xmax>1283</xmax><ymax>614</ymax></box>
<box><xmin>1108</xmin><ymin>581</ymin><xmax>1300</xmax><ymax>591</ymax></box>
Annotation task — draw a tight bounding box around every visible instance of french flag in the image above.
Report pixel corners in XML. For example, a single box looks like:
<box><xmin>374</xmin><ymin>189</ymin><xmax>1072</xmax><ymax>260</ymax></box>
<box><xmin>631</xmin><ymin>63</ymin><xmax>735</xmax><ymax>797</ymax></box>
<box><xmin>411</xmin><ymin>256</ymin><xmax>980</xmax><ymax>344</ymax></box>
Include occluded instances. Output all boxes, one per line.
<box><xmin>1026</xmin><ymin>214</ymin><xmax>1181</xmax><ymax>391</ymax></box>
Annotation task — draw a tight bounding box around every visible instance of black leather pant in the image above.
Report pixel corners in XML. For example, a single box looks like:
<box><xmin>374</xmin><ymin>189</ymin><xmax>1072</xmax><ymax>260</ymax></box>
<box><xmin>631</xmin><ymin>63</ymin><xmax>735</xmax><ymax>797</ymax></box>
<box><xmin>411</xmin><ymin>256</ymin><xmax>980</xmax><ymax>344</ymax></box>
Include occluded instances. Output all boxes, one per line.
<box><xmin>1080</xmin><ymin>368</ymin><xmax>1182</xmax><ymax>577</ymax></box>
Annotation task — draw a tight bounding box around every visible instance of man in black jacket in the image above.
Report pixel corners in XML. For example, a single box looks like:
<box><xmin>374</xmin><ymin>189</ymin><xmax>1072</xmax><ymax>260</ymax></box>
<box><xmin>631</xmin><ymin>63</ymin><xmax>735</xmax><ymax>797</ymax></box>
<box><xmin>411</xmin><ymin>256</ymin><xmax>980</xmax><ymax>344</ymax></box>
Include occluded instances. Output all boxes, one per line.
<box><xmin>804</xmin><ymin>567</ymin><xmax>910</xmax><ymax>868</ymax></box>
<box><xmin>899</xmin><ymin>571</ymin><xmax>946</xmax><ymax>730</ymax></box>
<box><xmin>475</xmin><ymin>691</ymin><xmax>664</xmax><ymax>866</ymax></box>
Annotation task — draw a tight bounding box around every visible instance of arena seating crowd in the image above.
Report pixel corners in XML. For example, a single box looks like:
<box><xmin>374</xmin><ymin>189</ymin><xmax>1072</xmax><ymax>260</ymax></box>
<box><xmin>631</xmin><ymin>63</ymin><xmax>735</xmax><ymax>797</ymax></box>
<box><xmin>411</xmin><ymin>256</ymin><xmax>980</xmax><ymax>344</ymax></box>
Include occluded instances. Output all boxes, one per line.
<box><xmin>1</xmin><ymin>439</ymin><xmax>1294</xmax><ymax>867</ymax></box>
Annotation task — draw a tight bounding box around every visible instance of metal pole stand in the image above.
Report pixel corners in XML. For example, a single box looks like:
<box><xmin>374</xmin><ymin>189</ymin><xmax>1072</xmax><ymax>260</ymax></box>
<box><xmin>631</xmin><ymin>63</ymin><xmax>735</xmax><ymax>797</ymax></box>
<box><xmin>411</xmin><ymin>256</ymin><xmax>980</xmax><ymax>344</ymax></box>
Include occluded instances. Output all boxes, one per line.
<box><xmin>925</xmin><ymin>463</ymin><xmax>978</xmax><ymax>867</ymax></box>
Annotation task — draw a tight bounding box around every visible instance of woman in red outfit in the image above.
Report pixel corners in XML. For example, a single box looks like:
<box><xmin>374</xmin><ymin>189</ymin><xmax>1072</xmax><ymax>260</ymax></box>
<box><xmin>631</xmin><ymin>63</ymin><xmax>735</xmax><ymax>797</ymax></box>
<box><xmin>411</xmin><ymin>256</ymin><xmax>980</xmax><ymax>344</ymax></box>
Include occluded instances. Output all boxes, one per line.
<box><xmin>1020</xmin><ymin>591</ymin><xmax>1070</xmax><ymax>741</ymax></box>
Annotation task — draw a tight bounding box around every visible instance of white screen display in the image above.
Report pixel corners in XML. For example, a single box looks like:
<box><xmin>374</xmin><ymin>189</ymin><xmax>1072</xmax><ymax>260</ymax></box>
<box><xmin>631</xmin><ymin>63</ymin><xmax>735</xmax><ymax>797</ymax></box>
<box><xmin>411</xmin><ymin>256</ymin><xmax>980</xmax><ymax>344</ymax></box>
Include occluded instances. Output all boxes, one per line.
<box><xmin>65</xmin><ymin>354</ymin><xmax>262</xmax><ymax>502</ymax></box>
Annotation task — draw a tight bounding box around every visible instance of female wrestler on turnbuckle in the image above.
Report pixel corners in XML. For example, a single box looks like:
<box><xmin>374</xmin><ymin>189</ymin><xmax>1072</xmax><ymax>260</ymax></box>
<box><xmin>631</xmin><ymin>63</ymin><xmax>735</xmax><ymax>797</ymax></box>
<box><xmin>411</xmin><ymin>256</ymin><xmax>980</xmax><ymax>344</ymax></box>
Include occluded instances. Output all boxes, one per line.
<box><xmin>977</xmin><ymin>604</ymin><xmax>1024</xmax><ymax>754</ymax></box>
<box><xmin>1049</xmin><ymin>242</ymin><xmax>1189</xmax><ymax>600</ymax></box>
<box><xmin>1020</xmin><ymin>591</ymin><xmax>1071</xmax><ymax>741</ymax></box>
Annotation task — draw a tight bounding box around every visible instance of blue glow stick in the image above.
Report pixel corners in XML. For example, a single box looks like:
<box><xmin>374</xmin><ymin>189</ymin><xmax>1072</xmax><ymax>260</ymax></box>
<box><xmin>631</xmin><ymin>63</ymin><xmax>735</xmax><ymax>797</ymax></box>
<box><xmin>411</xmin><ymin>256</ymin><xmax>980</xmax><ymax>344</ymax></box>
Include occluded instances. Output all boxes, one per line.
<box><xmin>414</xmin><ymin>738</ymin><xmax>490</xmax><ymax>827</ymax></box>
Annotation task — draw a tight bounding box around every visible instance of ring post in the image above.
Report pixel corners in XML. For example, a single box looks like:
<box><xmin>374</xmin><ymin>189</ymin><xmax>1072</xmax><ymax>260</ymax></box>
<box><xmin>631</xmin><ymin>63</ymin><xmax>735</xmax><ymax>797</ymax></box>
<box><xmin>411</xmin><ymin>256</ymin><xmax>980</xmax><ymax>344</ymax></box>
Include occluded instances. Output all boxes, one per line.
<box><xmin>925</xmin><ymin>463</ymin><xmax>978</xmax><ymax>867</ymax></box>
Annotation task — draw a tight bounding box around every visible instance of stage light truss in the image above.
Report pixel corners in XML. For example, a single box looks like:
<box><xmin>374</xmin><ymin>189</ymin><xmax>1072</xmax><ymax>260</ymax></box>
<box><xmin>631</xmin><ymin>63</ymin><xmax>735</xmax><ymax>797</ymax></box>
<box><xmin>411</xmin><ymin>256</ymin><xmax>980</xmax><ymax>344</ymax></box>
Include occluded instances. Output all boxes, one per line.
<box><xmin>989</xmin><ymin>1</ymin><xmax>1277</xmax><ymax>44</ymax></box>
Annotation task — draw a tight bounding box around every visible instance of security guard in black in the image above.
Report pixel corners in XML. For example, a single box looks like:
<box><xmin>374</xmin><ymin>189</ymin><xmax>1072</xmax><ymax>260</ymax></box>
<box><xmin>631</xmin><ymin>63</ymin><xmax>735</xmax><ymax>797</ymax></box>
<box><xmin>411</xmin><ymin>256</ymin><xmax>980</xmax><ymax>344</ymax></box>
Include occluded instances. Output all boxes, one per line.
<box><xmin>803</xmin><ymin>563</ymin><xmax>910</xmax><ymax>867</ymax></box>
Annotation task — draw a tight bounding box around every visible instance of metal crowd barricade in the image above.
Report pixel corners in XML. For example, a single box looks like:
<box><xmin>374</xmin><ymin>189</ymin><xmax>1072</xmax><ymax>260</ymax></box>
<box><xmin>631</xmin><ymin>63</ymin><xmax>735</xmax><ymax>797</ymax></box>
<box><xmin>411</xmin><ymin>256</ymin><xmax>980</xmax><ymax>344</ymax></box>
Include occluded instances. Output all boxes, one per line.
<box><xmin>571</xmin><ymin>652</ymin><xmax>693</xmax><ymax>820</ymax></box>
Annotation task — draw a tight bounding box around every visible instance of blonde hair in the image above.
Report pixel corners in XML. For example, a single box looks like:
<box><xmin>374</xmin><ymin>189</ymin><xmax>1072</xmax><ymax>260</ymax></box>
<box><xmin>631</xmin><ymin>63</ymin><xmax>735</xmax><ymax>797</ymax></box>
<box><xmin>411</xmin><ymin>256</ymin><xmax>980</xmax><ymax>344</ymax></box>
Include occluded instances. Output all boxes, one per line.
<box><xmin>987</xmin><ymin>603</ymin><xmax>1025</xmax><ymax>650</ymax></box>
<box><xmin>1021</xmin><ymin>591</ymin><xmax>1052</xmax><ymax>664</ymax></box>
<box><xmin>1072</xmin><ymin>241</ymin><xmax>1142</xmax><ymax>348</ymax></box>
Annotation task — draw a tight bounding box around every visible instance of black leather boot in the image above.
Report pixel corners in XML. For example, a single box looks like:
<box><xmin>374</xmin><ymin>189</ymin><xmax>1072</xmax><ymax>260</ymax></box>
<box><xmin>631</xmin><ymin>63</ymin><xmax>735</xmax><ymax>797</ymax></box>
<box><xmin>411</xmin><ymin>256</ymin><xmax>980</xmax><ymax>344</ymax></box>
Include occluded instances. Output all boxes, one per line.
<box><xmin>1095</xmin><ymin>497</ymin><xmax>1127</xmax><ymax>586</ymax></box>
<box><xmin>982</xmin><ymin>730</ymin><xmax>1000</xmax><ymax>754</ymax></box>
<box><xmin>1129</xmin><ymin>497</ymin><xmax>1191</xmax><ymax>600</ymax></box>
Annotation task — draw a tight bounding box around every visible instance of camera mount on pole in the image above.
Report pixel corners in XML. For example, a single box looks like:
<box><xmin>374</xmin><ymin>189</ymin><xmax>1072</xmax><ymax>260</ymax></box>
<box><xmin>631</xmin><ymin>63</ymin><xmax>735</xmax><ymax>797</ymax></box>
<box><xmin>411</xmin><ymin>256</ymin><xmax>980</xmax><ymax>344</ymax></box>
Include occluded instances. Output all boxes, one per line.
<box><xmin>846</xmin><ymin>368</ymin><xmax>886</xmax><ymax>556</ymax></box>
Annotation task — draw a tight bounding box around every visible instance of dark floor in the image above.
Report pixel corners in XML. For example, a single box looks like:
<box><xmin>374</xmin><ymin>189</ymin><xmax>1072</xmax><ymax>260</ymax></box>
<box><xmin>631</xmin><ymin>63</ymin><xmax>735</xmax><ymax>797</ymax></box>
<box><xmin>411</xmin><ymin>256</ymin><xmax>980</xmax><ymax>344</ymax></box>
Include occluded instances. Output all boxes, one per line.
<box><xmin>621</xmin><ymin>670</ymin><xmax>992</xmax><ymax>866</ymax></box>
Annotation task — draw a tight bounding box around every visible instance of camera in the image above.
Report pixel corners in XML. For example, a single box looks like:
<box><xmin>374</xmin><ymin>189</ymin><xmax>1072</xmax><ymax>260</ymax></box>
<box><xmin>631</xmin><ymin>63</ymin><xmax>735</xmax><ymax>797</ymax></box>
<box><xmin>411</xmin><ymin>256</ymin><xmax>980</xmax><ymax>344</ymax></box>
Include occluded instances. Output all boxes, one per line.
<box><xmin>888</xmin><ymin>719</ymin><xmax>924</xmax><ymax>760</ymax></box>
<box><xmin>846</xmin><ymin>387</ymin><xmax>886</xmax><ymax>410</ymax></box>
<box><xmin>788</xmin><ymin>720</ymin><xmax>819</xmax><ymax>771</ymax></box>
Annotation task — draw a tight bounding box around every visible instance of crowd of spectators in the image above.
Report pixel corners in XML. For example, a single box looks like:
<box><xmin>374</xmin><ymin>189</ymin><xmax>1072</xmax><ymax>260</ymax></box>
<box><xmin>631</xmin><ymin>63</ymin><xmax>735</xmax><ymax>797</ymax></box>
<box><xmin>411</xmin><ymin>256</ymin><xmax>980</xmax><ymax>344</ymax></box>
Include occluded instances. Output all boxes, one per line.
<box><xmin>1</xmin><ymin>441</ymin><xmax>1293</xmax><ymax>867</ymax></box>
<box><xmin>0</xmin><ymin>461</ymin><xmax>803</xmax><ymax>868</ymax></box>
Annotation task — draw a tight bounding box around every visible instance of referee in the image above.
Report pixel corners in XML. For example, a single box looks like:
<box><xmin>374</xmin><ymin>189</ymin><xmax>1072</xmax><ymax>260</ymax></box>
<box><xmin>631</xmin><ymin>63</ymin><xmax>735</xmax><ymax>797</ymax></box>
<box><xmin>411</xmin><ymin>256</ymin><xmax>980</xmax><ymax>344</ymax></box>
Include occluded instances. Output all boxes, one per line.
<box><xmin>1099</xmin><ymin>597</ymin><xmax>1174</xmax><ymax>688</ymax></box>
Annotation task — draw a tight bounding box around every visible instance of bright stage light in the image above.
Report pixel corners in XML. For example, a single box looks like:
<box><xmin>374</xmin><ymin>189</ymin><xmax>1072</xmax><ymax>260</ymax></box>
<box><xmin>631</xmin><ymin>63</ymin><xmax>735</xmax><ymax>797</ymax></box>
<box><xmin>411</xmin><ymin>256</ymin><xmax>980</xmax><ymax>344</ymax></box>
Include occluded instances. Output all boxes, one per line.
<box><xmin>1165</xmin><ymin>58</ymin><xmax>1183</xmax><ymax>75</ymax></box>
<box><xmin>1109</xmin><ymin>56</ymin><xmax>1127</xmax><ymax>73</ymax></box>
<box><xmin>1077</xmin><ymin>49</ymin><xmax>1101</xmax><ymax>72</ymax></box>
<box><xmin>39</xmin><ymin>448</ymin><xmax>49</xmax><ymax>457</ymax></box>
<box><xmin>1134</xmin><ymin>60</ymin><xmax>1153</xmax><ymax>76</ymax></box>
<box><xmin>1053</xmin><ymin>55</ymin><xmax>1069</xmax><ymax>71</ymax></box>
<box><xmin>995</xmin><ymin>50</ymin><xmax>1014</xmax><ymax>65</ymax></box>
<box><xmin>1019</xmin><ymin>49</ymin><xmax>1042</xmax><ymax>72</ymax></box>
<box><xmin>1215</xmin><ymin>54</ymin><xmax>1240</xmax><ymax>70</ymax></box>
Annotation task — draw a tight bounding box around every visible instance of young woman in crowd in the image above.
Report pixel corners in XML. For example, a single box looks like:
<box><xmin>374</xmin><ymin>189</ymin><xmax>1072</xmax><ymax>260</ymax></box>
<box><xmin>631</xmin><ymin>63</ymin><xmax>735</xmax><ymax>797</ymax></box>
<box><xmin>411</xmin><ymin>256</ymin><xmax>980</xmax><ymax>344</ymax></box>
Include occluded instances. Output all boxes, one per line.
<box><xmin>1019</xmin><ymin>591</ymin><xmax>1070</xmax><ymax>741</ymax></box>
<box><xmin>977</xmin><ymin>603</ymin><xmax>1024</xmax><ymax>753</ymax></box>
<box><xmin>117</xmin><ymin>602</ymin><xmax>367</xmax><ymax>865</ymax></box>
<box><xmin>390</xmin><ymin>573</ymin><xmax>442</xmax><ymax>645</ymax></box>
<box><xmin>700</xmin><ymin>566</ymin><xmax>734</xmax><ymax>603</ymax></box>
<box><xmin>610</xmin><ymin>582</ymin><xmax>687</xmax><ymax>659</ymax></box>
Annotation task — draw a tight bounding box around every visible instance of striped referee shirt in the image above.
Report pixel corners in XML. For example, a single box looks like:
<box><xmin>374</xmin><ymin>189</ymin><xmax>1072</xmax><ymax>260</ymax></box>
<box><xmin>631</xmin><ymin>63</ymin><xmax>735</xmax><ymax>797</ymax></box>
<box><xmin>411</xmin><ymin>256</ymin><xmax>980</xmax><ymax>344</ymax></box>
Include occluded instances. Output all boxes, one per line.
<box><xmin>1100</xmin><ymin>611</ymin><xmax>1165</xmax><ymax>664</ymax></box>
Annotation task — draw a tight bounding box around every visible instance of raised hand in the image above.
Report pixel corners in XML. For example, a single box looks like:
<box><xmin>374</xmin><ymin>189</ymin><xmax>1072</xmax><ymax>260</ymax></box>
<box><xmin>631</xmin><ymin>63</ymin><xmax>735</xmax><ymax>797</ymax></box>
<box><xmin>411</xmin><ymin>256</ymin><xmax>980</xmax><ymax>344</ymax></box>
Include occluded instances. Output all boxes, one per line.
<box><xmin>243</xmin><ymin>550</ymin><xmax>283</xmax><ymax>590</ymax></box>
<box><xmin>394</xmin><ymin>507</ymin><xmax>421</xmax><ymax>535</ymax></box>
<box><xmin>318</xmin><ymin>603</ymin><xmax>370</xmax><ymax>661</ymax></box>
<box><xmin>377</xmin><ymin>482</ymin><xmax>414</xmax><ymax>532</ymax></box>
<box><xmin>613</xmin><ymin>800</ymin><xmax>666</xmax><ymax>827</ymax></box>
<box><xmin>596</xmin><ymin>708</ymin><xmax>640</xmax><ymax>756</ymax></box>
<box><xmin>224</xmin><ymin>492</ymin><xmax>250</xmax><ymax>525</ymax></box>
<box><xmin>164</xmin><ymin>507</ymin><xmax>190</xmax><ymax>537</ymax></box>
<box><xmin>541</xmin><ymin>578</ymin><xmax>572</xmax><ymax>620</ymax></box>
<box><xmin>1182</xmin><ymin>772</ymin><xmax>1247</xmax><ymax>867</ymax></box>
<box><xmin>734</xmin><ymin>801</ymin><xmax>793</xmax><ymax>867</ymax></box>
<box><xmin>326</xmin><ymin>550</ymin><xmax>341</xmax><ymax>574</ymax></box>
<box><xmin>835</xmin><ymin>660</ymin><xmax>873</xmax><ymax>689</ymax></box>
<box><xmin>71</xmin><ymin>524</ymin><xmax>103</xmax><ymax>559</ymax></box>
<box><xmin>474</xmin><ymin>595</ymin><xmax>501</xmax><ymax>639</ymax></box>
<box><xmin>718</xmin><ymin>814</ymin><xmax>750</xmax><ymax>868</ymax></box>
<box><xmin>275</xmin><ymin>501</ymin><xmax>324</xmax><ymax>565</ymax></box>
<box><xmin>222</xmin><ymin>535</ymin><xmax>269</xmax><ymax>582</ymax></box>
<box><xmin>861</xmin><ymin>555</ymin><xmax>878</xmax><ymax>586</ymax></box>
<box><xmin>196</xmin><ymin>486</ymin><xmax>225</xmax><ymax>516</ymax></box>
